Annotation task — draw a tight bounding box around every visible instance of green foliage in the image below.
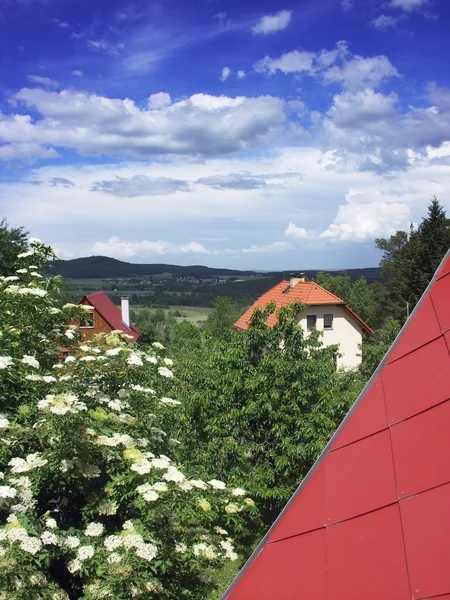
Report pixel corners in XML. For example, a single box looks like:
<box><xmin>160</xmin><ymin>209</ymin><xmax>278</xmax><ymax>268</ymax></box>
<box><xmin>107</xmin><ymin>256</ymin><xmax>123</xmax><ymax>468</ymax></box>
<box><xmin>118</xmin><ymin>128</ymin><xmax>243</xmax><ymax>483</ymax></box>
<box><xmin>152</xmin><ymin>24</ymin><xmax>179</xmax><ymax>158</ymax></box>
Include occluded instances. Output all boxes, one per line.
<box><xmin>176</xmin><ymin>302</ymin><xmax>365</xmax><ymax>542</ymax></box>
<box><xmin>0</xmin><ymin>242</ymin><xmax>250</xmax><ymax>599</ymax></box>
<box><xmin>360</xmin><ymin>318</ymin><xmax>401</xmax><ymax>378</ymax></box>
<box><xmin>0</xmin><ymin>219</ymin><xmax>28</xmax><ymax>277</ymax></box>
<box><xmin>315</xmin><ymin>272</ymin><xmax>374</xmax><ymax>325</ymax></box>
<box><xmin>204</xmin><ymin>297</ymin><xmax>239</xmax><ymax>341</ymax></box>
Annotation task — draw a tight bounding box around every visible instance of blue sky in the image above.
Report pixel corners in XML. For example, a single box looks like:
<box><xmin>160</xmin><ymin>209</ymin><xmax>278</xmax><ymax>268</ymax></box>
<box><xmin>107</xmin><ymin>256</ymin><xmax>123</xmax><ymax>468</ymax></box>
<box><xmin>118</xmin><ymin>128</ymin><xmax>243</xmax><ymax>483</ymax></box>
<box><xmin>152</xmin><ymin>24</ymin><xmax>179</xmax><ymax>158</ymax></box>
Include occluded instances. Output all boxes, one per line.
<box><xmin>0</xmin><ymin>0</ymin><xmax>449</xmax><ymax>269</ymax></box>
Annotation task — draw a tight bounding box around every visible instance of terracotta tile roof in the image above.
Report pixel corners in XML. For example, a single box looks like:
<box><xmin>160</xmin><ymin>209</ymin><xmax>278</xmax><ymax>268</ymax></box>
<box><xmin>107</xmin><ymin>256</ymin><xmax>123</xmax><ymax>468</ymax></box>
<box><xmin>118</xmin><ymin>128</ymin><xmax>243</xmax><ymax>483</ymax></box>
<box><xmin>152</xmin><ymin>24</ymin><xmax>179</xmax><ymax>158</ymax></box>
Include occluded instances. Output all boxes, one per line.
<box><xmin>79</xmin><ymin>291</ymin><xmax>139</xmax><ymax>342</ymax></box>
<box><xmin>234</xmin><ymin>280</ymin><xmax>372</xmax><ymax>333</ymax></box>
<box><xmin>224</xmin><ymin>250</ymin><xmax>450</xmax><ymax>600</ymax></box>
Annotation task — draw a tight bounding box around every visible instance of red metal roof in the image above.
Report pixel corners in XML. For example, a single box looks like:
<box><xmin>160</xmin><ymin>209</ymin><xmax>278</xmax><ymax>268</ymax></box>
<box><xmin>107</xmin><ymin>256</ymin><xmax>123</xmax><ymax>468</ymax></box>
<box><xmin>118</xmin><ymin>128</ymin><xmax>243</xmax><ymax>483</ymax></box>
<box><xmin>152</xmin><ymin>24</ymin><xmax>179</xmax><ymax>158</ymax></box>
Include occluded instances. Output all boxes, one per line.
<box><xmin>234</xmin><ymin>280</ymin><xmax>373</xmax><ymax>333</ymax></box>
<box><xmin>79</xmin><ymin>291</ymin><xmax>139</xmax><ymax>342</ymax></box>
<box><xmin>224</xmin><ymin>249</ymin><xmax>450</xmax><ymax>600</ymax></box>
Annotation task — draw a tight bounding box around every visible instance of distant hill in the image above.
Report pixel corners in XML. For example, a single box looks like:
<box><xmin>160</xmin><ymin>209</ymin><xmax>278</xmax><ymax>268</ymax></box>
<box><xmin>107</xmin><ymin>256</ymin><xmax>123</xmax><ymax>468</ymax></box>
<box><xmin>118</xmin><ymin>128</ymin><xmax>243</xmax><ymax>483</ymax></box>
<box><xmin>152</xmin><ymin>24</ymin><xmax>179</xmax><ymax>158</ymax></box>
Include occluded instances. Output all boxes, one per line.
<box><xmin>48</xmin><ymin>255</ymin><xmax>382</xmax><ymax>283</ymax></box>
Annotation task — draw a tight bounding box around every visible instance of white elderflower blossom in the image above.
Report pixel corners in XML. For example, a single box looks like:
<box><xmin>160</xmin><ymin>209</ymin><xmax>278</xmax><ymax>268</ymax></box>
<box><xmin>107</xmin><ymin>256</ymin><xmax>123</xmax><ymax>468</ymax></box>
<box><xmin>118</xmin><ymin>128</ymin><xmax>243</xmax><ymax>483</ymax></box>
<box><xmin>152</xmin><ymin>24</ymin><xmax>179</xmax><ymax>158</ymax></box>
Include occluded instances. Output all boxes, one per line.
<box><xmin>232</xmin><ymin>487</ymin><xmax>246</xmax><ymax>497</ymax></box>
<box><xmin>0</xmin><ymin>415</ymin><xmax>10</xmax><ymax>428</ymax></box>
<box><xmin>9</xmin><ymin>453</ymin><xmax>48</xmax><ymax>473</ymax></box>
<box><xmin>3</xmin><ymin>275</ymin><xmax>19</xmax><ymax>281</ymax></box>
<box><xmin>45</xmin><ymin>518</ymin><xmax>57</xmax><ymax>529</ymax></box>
<box><xmin>208</xmin><ymin>479</ymin><xmax>226</xmax><ymax>490</ymax></box>
<box><xmin>0</xmin><ymin>356</ymin><xmax>13</xmax><ymax>370</ymax></box>
<box><xmin>0</xmin><ymin>485</ymin><xmax>17</xmax><ymax>499</ymax></box>
<box><xmin>163</xmin><ymin>358</ymin><xmax>173</xmax><ymax>367</ymax></box>
<box><xmin>68</xmin><ymin>559</ymin><xmax>82</xmax><ymax>573</ymax></box>
<box><xmin>178</xmin><ymin>480</ymin><xmax>193</xmax><ymax>492</ymax></box>
<box><xmin>16</xmin><ymin>268</ymin><xmax>28</xmax><ymax>274</ymax></box>
<box><xmin>214</xmin><ymin>527</ymin><xmax>228</xmax><ymax>536</ymax></box>
<box><xmin>162</xmin><ymin>466</ymin><xmax>185</xmax><ymax>483</ymax></box>
<box><xmin>20</xmin><ymin>537</ymin><xmax>42</xmax><ymax>555</ymax></box>
<box><xmin>190</xmin><ymin>479</ymin><xmax>207</xmax><ymax>490</ymax></box>
<box><xmin>225</xmin><ymin>503</ymin><xmax>240</xmax><ymax>514</ymax></box>
<box><xmin>175</xmin><ymin>542</ymin><xmax>187</xmax><ymax>553</ymax></box>
<box><xmin>84</xmin><ymin>522</ymin><xmax>104</xmax><ymax>537</ymax></box>
<box><xmin>135</xmin><ymin>542</ymin><xmax>158</xmax><ymax>562</ymax></box>
<box><xmin>136</xmin><ymin>483</ymin><xmax>159</xmax><ymax>502</ymax></box>
<box><xmin>152</xmin><ymin>481</ymin><xmax>168</xmax><ymax>492</ymax></box>
<box><xmin>160</xmin><ymin>397</ymin><xmax>181</xmax><ymax>406</ymax></box>
<box><xmin>17</xmin><ymin>250</ymin><xmax>34</xmax><ymax>258</ymax></box>
<box><xmin>127</xmin><ymin>353</ymin><xmax>143</xmax><ymax>367</ymax></box>
<box><xmin>80</xmin><ymin>355</ymin><xmax>97</xmax><ymax>362</ymax></box>
<box><xmin>21</xmin><ymin>355</ymin><xmax>40</xmax><ymax>369</ymax></box>
<box><xmin>29</xmin><ymin>237</ymin><xmax>42</xmax><ymax>244</ymax></box>
<box><xmin>107</xmin><ymin>552</ymin><xmax>122</xmax><ymax>564</ymax></box>
<box><xmin>30</xmin><ymin>272</ymin><xmax>42</xmax><ymax>278</ymax></box>
<box><xmin>42</xmin><ymin>376</ymin><xmax>57</xmax><ymax>383</ymax></box>
<box><xmin>145</xmin><ymin>355</ymin><xmax>158</xmax><ymax>364</ymax></box>
<box><xmin>25</xmin><ymin>374</ymin><xmax>42</xmax><ymax>381</ymax></box>
<box><xmin>130</xmin><ymin>384</ymin><xmax>155</xmax><ymax>394</ymax></box>
<box><xmin>105</xmin><ymin>347</ymin><xmax>122</xmax><ymax>356</ymax></box>
<box><xmin>79</xmin><ymin>345</ymin><xmax>91</xmax><ymax>352</ymax></box>
<box><xmin>77</xmin><ymin>545</ymin><xmax>95</xmax><ymax>561</ymax></box>
<box><xmin>130</xmin><ymin>460</ymin><xmax>152</xmax><ymax>475</ymax></box>
<box><xmin>41</xmin><ymin>531</ymin><xmax>59</xmax><ymax>545</ymax></box>
<box><xmin>65</xmin><ymin>536</ymin><xmax>80</xmax><ymax>549</ymax></box>
<box><xmin>97</xmin><ymin>500</ymin><xmax>118</xmax><ymax>515</ymax></box>
<box><xmin>193</xmin><ymin>543</ymin><xmax>216</xmax><ymax>560</ymax></box>
<box><xmin>38</xmin><ymin>393</ymin><xmax>87</xmax><ymax>415</ymax></box>
<box><xmin>64</xmin><ymin>356</ymin><xmax>76</xmax><ymax>363</ymax></box>
<box><xmin>123</xmin><ymin>534</ymin><xmax>144</xmax><ymax>549</ymax></box>
<box><xmin>19</xmin><ymin>287</ymin><xmax>47</xmax><ymax>297</ymax></box>
<box><xmin>158</xmin><ymin>366</ymin><xmax>173</xmax><ymax>378</ymax></box>
<box><xmin>152</xmin><ymin>342</ymin><xmax>164</xmax><ymax>350</ymax></box>
<box><xmin>64</xmin><ymin>330</ymin><xmax>76</xmax><ymax>340</ymax></box>
<box><xmin>104</xmin><ymin>535</ymin><xmax>123</xmax><ymax>551</ymax></box>
<box><xmin>48</xmin><ymin>307</ymin><xmax>61</xmax><ymax>314</ymax></box>
<box><xmin>150</xmin><ymin>457</ymin><xmax>171</xmax><ymax>469</ymax></box>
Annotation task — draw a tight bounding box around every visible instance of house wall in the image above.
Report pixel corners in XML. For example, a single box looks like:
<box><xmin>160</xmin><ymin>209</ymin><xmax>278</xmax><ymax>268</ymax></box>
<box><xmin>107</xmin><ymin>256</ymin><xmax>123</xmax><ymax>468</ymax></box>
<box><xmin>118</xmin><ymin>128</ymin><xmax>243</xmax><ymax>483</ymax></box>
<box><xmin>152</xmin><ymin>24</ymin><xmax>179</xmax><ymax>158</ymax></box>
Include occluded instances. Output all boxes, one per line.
<box><xmin>298</xmin><ymin>305</ymin><xmax>363</xmax><ymax>369</ymax></box>
<box><xmin>77</xmin><ymin>300</ymin><xmax>113</xmax><ymax>342</ymax></box>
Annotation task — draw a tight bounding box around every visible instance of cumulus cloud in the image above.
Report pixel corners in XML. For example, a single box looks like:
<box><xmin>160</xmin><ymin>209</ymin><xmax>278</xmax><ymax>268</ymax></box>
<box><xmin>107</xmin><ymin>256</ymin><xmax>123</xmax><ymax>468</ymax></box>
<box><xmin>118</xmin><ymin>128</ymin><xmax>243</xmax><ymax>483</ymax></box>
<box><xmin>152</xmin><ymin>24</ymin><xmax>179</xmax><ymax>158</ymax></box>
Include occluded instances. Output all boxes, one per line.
<box><xmin>50</xmin><ymin>177</ymin><xmax>75</xmax><ymax>188</ymax></box>
<box><xmin>320</xmin><ymin>201</ymin><xmax>411</xmax><ymax>242</ymax></box>
<box><xmin>220</xmin><ymin>67</ymin><xmax>231</xmax><ymax>82</ymax></box>
<box><xmin>72</xmin><ymin>70</ymin><xmax>83</xmax><ymax>77</ymax></box>
<box><xmin>0</xmin><ymin>142</ymin><xmax>58</xmax><ymax>163</ymax></box>
<box><xmin>1</xmin><ymin>88</ymin><xmax>287</xmax><ymax>159</ymax></box>
<box><xmin>370</xmin><ymin>14</ymin><xmax>404</xmax><ymax>29</ymax></box>
<box><xmin>252</xmin><ymin>10</ymin><xmax>292</xmax><ymax>35</ymax></box>
<box><xmin>237</xmin><ymin>70</ymin><xmax>246</xmax><ymax>80</ymax></box>
<box><xmin>53</xmin><ymin>18</ymin><xmax>69</xmax><ymax>28</ymax></box>
<box><xmin>284</xmin><ymin>222</ymin><xmax>309</xmax><ymax>239</ymax></box>
<box><xmin>389</xmin><ymin>0</ymin><xmax>430</xmax><ymax>12</ymax></box>
<box><xmin>196</xmin><ymin>173</ymin><xmax>267</xmax><ymax>190</ymax></box>
<box><xmin>254</xmin><ymin>41</ymin><xmax>399</xmax><ymax>90</ymax></box>
<box><xmin>91</xmin><ymin>237</ymin><xmax>209</xmax><ymax>259</ymax></box>
<box><xmin>242</xmin><ymin>241</ymin><xmax>293</xmax><ymax>253</ymax></box>
<box><xmin>26</xmin><ymin>75</ymin><xmax>58</xmax><ymax>88</ymax></box>
<box><xmin>91</xmin><ymin>174</ymin><xmax>190</xmax><ymax>197</ymax></box>
<box><xmin>87</xmin><ymin>39</ymin><xmax>125</xmax><ymax>55</ymax></box>
<box><xmin>148</xmin><ymin>92</ymin><xmax>171</xmax><ymax>109</ymax></box>
<box><xmin>341</xmin><ymin>0</ymin><xmax>353</xmax><ymax>11</ymax></box>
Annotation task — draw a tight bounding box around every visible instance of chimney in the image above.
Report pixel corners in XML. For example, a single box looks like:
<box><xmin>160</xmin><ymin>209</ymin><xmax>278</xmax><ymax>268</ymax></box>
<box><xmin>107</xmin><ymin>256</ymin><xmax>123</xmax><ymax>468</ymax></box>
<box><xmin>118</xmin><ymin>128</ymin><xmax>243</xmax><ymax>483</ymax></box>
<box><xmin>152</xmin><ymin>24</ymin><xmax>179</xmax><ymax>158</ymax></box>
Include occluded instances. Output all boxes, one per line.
<box><xmin>290</xmin><ymin>272</ymin><xmax>306</xmax><ymax>287</ymax></box>
<box><xmin>121</xmin><ymin>296</ymin><xmax>130</xmax><ymax>328</ymax></box>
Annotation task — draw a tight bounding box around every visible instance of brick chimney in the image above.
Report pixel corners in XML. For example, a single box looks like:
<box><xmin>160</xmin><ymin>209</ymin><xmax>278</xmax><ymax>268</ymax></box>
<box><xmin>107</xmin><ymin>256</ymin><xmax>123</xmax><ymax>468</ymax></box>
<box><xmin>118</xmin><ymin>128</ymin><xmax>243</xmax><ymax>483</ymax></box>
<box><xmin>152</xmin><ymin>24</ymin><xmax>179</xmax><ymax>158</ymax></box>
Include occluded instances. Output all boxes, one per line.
<box><xmin>290</xmin><ymin>272</ymin><xmax>306</xmax><ymax>287</ymax></box>
<box><xmin>121</xmin><ymin>296</ymin><xmax>130</xmax><ymax>328</ymax></box>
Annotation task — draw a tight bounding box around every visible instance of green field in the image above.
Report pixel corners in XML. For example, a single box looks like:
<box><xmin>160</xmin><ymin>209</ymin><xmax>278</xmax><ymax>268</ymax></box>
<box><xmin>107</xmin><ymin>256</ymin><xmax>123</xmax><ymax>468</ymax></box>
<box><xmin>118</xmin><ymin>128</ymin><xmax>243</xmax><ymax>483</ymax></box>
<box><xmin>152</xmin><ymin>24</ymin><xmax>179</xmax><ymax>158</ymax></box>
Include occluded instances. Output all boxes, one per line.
<box><xmin>132</xmin><ymin>305</ymin><xmax>212</xmax><ymax>323</ymax></box>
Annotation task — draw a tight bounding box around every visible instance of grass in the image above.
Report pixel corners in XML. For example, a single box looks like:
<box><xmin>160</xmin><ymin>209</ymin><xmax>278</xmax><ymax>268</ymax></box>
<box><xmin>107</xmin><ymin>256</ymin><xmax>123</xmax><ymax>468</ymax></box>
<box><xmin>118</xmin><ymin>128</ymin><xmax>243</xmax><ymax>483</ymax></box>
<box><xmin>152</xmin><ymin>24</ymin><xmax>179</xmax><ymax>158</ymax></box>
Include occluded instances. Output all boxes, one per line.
<box><xmin>208</xmin><ymin>561</ymin><xmax>240</xmax><ymax>599</ymax></box>
<box><xmin>131</xmin><ymin>305</ymin><xmax>212</xmax><ymax>323</ymax></box>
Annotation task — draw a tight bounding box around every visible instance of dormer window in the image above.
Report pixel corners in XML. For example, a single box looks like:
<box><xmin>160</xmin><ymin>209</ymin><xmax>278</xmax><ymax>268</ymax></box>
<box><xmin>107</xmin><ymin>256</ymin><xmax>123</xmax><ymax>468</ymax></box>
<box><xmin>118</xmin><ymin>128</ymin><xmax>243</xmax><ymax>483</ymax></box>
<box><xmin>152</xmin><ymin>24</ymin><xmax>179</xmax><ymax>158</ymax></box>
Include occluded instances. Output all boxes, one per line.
<box><xmin>307</xmin><ymin>315</ymin><xmax>317</xmax><ymax>330</ymax></box>
<box><xmin>324</xmin><ymin>313</ymin><xmax>334</xmax><ymax>329</ymax></box>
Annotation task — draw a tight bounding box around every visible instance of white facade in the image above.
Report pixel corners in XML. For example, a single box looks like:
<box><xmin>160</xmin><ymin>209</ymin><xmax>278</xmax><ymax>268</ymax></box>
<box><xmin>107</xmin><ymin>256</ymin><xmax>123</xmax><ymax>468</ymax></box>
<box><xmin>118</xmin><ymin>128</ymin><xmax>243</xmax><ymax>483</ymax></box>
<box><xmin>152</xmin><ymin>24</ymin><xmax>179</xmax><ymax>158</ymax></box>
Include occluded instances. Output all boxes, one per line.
<box><xmin>298</xmin><ymin>305</ymin><xmax>363</xmax><ymax>370</ymax></box>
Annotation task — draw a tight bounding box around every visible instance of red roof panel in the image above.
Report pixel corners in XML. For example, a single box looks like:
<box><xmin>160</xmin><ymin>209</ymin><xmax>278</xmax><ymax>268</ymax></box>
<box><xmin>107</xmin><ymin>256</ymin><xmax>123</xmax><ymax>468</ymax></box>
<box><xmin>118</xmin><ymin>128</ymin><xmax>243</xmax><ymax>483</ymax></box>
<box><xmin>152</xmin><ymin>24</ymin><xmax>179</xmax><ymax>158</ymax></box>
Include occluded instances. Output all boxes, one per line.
<box><xmin>223</xmin><ymin>249</ymin><xmax>450</xmax><ymax>600</ymax></box>
<box><xmin>80</xmin><ymin>291</ymin><xmax>139</xmax><ymax>342</ymax></box>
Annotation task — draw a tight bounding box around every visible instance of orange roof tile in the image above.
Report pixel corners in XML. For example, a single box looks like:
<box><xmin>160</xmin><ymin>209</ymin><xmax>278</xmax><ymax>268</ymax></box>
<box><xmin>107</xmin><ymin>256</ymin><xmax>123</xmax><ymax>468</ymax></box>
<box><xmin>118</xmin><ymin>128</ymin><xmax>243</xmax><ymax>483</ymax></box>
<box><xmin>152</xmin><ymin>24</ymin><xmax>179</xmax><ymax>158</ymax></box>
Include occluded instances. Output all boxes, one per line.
<box><xmin>234</xmin><ymin>280</ymin><xmax>372</xmax><ymax>333</ymax></box>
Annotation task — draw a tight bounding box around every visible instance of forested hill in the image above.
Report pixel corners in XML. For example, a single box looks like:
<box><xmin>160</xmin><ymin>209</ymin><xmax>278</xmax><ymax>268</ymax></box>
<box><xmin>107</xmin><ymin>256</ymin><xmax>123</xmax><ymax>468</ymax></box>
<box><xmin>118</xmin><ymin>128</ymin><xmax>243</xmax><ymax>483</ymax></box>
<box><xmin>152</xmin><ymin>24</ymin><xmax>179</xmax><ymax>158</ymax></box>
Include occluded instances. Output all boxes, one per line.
<box><xmin>48</xmin><ymin>255</ymin><xmax>381</xmax><ymax>282</ymax></box>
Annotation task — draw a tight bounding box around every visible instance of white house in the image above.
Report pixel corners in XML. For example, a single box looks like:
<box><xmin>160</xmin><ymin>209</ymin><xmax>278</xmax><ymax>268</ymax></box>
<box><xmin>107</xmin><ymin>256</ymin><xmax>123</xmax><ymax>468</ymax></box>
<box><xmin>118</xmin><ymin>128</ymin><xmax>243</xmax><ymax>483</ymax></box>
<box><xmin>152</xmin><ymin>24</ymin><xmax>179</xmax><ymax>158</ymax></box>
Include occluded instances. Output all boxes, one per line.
<box><xmin>234</xmin><ymin>273</ymin><xmax>372</xmax><ymax>369</ymax></box>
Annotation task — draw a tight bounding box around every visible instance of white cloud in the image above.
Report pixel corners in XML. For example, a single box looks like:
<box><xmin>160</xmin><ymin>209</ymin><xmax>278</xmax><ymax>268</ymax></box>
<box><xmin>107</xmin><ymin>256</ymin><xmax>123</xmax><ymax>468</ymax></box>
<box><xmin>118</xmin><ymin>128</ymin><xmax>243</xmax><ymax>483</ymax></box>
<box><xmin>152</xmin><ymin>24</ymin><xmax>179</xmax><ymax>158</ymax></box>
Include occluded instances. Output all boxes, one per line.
<box><xmin>237</xmin><ymin>70</ymin><xmax>246</xmax><ymax>80</ymax></box>
<box><xmin>284</xmin><ymin>222</ymin><xmax>309</xmax><ymax>239</ymax></box>
<box><xmin>242</xmin><ymin>241</ymin><xmax>293</xmax><ymax>253</ymax></box>
<box><xmin>0</xmin><ymin>142</ymin><xmax>58</xmax><ymax>162</ymax></box>
<box><xmin>148</xmin><ymin>92</ymin><xmax>171</xmax><ymax>109</ymax></box>
<box><xmin>87</xmin><ymin>39</ymin><xmax>125</xmax><ymax>56</ymax></box>
<box><xmin>53</xmin><ymin>18</ymin><xmax>69</xmax><ymax>28</ymax></box>
<box><xmin>370</xmin><ymin>14</ymin><xmax>404</xmax><ymax>30</ymax></box>
<box><xmin>26</xmin><ymin>75</ymin><xmax>58</xmax><ymax>88</ymax></box>
<box><xmin>341</xmin><ymin>0</ymin><xmax>353</xmax><ymax>11</ymax></box>
<box><xmin>92</xmin><ymin>174</ymin><xmax>189</xmax><ymax>197</ymax></box>
<box><xmin>252</xmin><ymin>10</ymin><xmax>292</xmax><ymax>35</ymax></box>
<box><xmin>196</xmin><ymin>173</ymin><xmax>267</xmax><ymax>190</ymax></box>
<box><xmin>220</xmin><ymin>67</ymin><xmax>231</xmax><ymax>82</ymax></box>
<box><xmin>320</xmin><ymin>201</ymin><xmax>411</xmax><ymax>242</ymax></box>
<box><xmin>91</xmin><ymin>237</ymin><xmax>210</xmax><ymax>259</ymax></box>
<box><xmin>254</xmin><ymin>50</ymin><xmax>316</xmax><ymax>76</ymax></box>
<box><xmin>322</xmin><ymin>55</ymin><xmax>399</xmax><ymax>90</ymax></box>
<box><xmin>254</xmin><ymin>42</ymin><xmax>398</xmax><ymax>90</ymax></box>
<box><xmin>2</xmin><ymin>88</ymin><xmax>287</xmax><ymax>159</ymax></box>
<box><xmin>72</xmin><ymin>70</ymin><xmax>83</xmax><ymax>77</ymax></box>
<box><xmin>389</xmin><ymin>0</ymin><xmax>429</xmax><ymax>12</ymax></box>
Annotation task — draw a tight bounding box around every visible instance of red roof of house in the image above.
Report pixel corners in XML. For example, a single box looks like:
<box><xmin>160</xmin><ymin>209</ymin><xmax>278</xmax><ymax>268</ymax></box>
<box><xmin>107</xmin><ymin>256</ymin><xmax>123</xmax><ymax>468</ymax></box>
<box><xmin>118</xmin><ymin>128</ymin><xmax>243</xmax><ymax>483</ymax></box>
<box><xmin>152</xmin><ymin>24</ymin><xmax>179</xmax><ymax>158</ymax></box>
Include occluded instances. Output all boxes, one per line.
<box><xmin>79</xmin><ymin>291</ymin><xmax>139</xmax><ymax>342</ymax></box>
<box><xmin>223</xmin><ymin>249</ymin><xmax>450</xmax><ymax>600</ymax></box>
<box><xmin>234</xmin><ymin>280</ymin><xmax>373</xmax><ymax>333</ymax></box>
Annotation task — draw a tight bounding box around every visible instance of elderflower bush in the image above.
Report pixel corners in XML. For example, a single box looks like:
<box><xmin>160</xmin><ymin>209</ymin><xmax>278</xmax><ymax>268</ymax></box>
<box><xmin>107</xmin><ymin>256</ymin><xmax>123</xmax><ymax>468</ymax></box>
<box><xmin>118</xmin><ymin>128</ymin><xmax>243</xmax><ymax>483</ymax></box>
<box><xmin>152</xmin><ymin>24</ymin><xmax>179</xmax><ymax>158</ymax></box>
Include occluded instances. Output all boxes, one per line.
<box><xmin>0</xmin><ymin>241</ymin><xmax>249</xmax><ymax>600</ymax></box>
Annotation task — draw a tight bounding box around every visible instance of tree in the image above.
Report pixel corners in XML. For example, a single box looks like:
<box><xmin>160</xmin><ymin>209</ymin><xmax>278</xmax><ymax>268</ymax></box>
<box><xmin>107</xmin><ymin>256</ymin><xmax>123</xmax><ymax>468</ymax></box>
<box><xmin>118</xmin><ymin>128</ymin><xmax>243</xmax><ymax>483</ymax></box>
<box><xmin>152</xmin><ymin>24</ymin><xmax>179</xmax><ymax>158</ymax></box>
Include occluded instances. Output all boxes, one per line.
<box><xmin>204</xmin><ymin>297</ymin><xmax>239</xmax><ymax>341</ymax></box>
<box><xmin>375</xmin><ymin>198</ymin><xmax>450</xmax><ymax>324</ymax></box>
<box><xmin>315</xmin><ymin>271</ymin><xmax>352</xmax><ymax>303</ymax></box>
<box><xmin>360</xmin><ymin>317</ymin><xmax>401</xmax><ymax>378</ymax></box>
<box><xmin>0</xmin><ymin>218</ymin><xmax>28</xmax><ymax>276</ymax></box>
<box><xmin>177</xmin><ymin>302</ymin><xmax>365</xmax><ymax>538</ymax></box>
<box><xmin>0</xmin><ymin>240</ymin><xmax>250</xmax><ymax>599</ymax></box>
<box><xmin>315</xmin><ymin>272</ymin><xmax>374</xmax><ymax>325</ymax></box>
